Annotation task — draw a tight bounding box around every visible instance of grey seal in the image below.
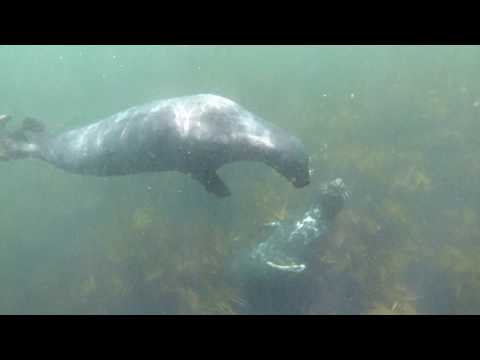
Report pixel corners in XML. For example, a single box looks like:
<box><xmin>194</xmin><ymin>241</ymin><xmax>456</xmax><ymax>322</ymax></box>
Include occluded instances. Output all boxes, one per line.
<box><xmin>0</xmin><ymin>94</ymin><xmax>310</xmax><ymax>197</ymax></box>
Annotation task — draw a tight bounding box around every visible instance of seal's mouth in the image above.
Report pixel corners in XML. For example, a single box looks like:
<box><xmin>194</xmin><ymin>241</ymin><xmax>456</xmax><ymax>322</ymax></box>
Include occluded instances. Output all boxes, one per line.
<box><xmin>292</xmin><ymin>175</ymin><xmax>310</xmax><ymax>188</ymax></box>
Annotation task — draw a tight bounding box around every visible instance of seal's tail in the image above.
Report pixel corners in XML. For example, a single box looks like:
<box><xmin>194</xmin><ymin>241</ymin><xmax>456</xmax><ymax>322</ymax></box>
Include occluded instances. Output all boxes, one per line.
<box><xmin>0</xmin><ymin>115</ymin><xmax>47</xmax><ymax>161</ymax></box>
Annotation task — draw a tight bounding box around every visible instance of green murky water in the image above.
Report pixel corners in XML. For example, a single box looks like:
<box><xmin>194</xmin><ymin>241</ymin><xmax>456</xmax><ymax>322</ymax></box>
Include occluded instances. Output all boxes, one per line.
<box><xmin>0</xmin><ymin>45</ymin><xmax>479</xmax><ymax>314</ymax></box>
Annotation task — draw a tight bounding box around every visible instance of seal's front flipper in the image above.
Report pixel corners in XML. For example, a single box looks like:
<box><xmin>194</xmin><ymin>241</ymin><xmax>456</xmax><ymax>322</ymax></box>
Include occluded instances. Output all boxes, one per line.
<box><xmin>191</xmin><ymin>170</ymin><xmax>231</xmax><ymax>198</ymax></box>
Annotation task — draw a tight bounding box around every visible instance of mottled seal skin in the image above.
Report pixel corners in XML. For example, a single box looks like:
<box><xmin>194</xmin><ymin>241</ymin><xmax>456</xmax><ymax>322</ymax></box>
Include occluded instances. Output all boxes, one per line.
<box><xmin>0</xmin><ymin>94</ymin><xmax>310</xmax><ymax>197</ymax></box>
<box><xmin>226</xmin><ymin>178</ymin><xmax>350</xmax><ymax>314</ymax></box>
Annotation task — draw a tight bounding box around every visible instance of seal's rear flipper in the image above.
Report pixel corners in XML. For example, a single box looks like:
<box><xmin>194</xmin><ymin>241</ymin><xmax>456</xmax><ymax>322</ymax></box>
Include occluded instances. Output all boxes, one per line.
<box><xmin>22</xmin><ymin>117</ymin><xmax>46</xmax><ymax>133</ymax></box>
<box><xmin>8</xmin><ymin>117</ymin><xmax>47</xmax><ymax>142</ymax></box>
<box><xmin>0</xmin><ymin>116</ymin><xmax>47</xmax><ymax>160</ymax></box>
<box><xmin>0</xmin><ymin>148</ymin><xmax>10</xmax><ymax>161</ymax></box>
<box><xmin>191</xmin><ymin>170</ymin><xmax>231</xmax><ymax>198</ymax></box>
<box><xmin>0</xmin><ymin>115</ymin><xmax>11</xmax><ymax>130</ymax></box>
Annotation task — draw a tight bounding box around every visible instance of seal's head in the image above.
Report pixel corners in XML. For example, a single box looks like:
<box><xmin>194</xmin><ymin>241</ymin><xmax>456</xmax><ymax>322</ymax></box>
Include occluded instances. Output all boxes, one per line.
<box><xmin>265</xmin><ymin>132</ymin><xmax>311</xmax><ymax>188</ymax></box>
<box><xmin>317</xmin><ymin>178</ymin><xmax>350</xmax><ymax>220</ymax></box>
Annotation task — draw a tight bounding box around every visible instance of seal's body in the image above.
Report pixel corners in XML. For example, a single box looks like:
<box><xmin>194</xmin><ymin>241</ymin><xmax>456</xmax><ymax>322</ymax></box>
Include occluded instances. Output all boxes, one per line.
<box><xmin>0</xmin><ymin>94</ymin><xmax>310</xmax><ymax>197</ymax></box>
<box><xmin>226</xmin><ymin>178</ymin><xmax>350</xmax><ymax>314</ymax></box>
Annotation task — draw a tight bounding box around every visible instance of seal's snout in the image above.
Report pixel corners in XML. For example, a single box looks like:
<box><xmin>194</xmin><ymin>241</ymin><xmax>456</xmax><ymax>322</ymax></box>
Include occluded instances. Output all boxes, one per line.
<box><xmin>292</xmin><ymin>172</ymin><xmax>310</xmax><ymax>188</ymax></box>
<box><xmin>296</xmin><ymin>179</ymin><xmax>310</xmax><ymax>188</ymax></box>
<box><xmin>269</xmin><ymin>138</ymin><xmax>311</xmax><ymax>189</ymax></box>
<box><xmin>296</xmin><ymin>152</ymin><xmax>311</xmax><ymax>188</ymax></box>
<box><xmin>287</xmin><ymin>157</ymin><xmax>311</xmax><ymax>188</ymax></box>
